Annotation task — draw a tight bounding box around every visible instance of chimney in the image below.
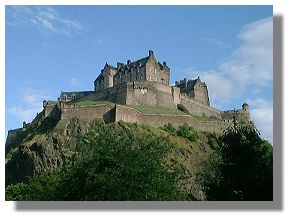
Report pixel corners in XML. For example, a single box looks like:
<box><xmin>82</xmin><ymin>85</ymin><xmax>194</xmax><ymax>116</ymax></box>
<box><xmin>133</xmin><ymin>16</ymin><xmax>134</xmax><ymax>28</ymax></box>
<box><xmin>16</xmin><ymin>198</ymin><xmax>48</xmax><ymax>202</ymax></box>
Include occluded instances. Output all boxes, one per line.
<box><xmin>127</xmin><ymin>60</ymin><xmax>131</xmax><ymax>64</ymax></box>
<box><xmin>175</xmin><ymin>81</ymin><xmax>179</xmax><ymax>85</ymax></box>
<box><xmin>149</xmin><ymin>50</ymin><xmax>154</xmax><ymax>56</ymax></box>
<box><xmin>163</xmin><ymin>61</ymin><xmax>166</xmax><ymax>66</ymax></box>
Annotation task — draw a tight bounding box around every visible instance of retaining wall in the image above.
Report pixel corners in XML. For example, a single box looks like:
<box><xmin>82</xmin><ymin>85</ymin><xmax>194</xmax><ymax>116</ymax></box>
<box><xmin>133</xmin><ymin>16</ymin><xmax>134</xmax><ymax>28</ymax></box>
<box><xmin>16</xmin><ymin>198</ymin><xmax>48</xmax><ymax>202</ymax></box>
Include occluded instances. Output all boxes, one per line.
<box><xmin>114</xmin><ymin>105</ymin><xmax>230</xmax><ymax>133</ymax></box>
<box><xmin>180</xmin><ymin>96</ymin><xmax>221</xmax><ymax>118</ymax></box>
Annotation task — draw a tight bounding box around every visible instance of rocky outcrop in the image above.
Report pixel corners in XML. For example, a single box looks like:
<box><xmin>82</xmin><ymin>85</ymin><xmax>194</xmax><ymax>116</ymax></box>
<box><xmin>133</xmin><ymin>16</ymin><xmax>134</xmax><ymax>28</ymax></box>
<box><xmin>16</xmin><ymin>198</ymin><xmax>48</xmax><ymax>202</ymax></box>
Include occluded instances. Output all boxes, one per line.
<box><xmin>5</xmin><ymin>110</ymin><xmax>102</xmax><ymax>186</ymax></box>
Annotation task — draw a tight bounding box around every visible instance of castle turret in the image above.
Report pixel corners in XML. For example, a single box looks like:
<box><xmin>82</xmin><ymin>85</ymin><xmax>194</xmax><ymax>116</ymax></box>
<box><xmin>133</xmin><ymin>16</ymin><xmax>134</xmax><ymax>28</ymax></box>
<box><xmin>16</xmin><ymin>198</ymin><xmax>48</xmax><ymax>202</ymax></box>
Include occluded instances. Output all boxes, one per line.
<box><xmin>242</xmin><ymin>103</ymin><xmax>249</xmax><ymax>112</ymax></box>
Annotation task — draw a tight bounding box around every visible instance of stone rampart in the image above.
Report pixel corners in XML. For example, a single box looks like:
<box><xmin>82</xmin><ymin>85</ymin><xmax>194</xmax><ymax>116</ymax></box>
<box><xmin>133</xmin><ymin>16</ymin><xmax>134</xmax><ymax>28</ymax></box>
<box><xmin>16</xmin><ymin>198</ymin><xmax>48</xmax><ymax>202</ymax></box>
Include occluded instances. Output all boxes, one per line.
<box><xmin>126</xmin><ymin>81</ymin><xmax>177</xmax><ymax>108</ymax></box>
<box><xmin>60</xmin><ymin>104</ymin><xmax>114</xmax><ymax>122</ymax></box>
<box><xmin>180</xmin><ymin>96</ymin><xmax>221</xmax><ymax>118</ymax></box>
<box><xmin>78</xmin><ymin>83</ymin><xmax>128</xmax><ymax>104</ymax></box>
<box><xmin>114</xmin><ymin>105</ymin><xmax>230</xmax><ymax>133</ymax></box>
<box><xmin>221</xmin><ymin>109</ymin><xmax>250</xmax><ymax>124</ymax></box>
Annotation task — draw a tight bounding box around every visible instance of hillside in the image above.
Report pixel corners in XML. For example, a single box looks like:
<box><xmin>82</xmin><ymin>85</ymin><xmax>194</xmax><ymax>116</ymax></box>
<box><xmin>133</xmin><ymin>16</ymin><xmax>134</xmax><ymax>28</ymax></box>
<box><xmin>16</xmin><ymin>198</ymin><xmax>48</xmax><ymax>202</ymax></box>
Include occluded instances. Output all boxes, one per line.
<box><xmin>5</xmin><ymin>103</ymin><xmax>273</xmax><ymax>201</ymax></box>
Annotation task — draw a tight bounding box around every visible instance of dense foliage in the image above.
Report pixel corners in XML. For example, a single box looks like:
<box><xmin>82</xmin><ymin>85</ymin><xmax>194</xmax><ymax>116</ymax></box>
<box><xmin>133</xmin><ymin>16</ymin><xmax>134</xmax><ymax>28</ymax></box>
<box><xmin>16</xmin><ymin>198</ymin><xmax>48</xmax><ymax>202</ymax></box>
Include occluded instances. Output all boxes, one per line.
<box><xmin>199</xmin><ymin>125</ymin><xmax>273</xmax><ymax>200</ymax></box>
<box><xmin>6</xmin><ymin>122</ymin><xmax>273</xmax><ymax>201</ymax></box>
<box><xmin>6</xmin><ymin>121</ymin><xmax>187</xmax><ymax>201</ymax></box>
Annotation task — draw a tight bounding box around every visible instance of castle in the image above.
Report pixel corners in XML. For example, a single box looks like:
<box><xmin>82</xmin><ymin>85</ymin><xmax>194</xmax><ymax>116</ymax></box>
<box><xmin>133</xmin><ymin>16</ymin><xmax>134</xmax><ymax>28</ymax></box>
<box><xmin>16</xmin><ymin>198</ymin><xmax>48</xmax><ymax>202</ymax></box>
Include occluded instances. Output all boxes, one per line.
<box><xmin>7</xmin><ymin>51</ymin><xmax>252</xmax><ymax>147</ymax></box>
<box><xmin>56</xmin><ymin>50</ymin><xmax>250</xmax><ymax>125</ymax></box>
<box><xmin>58</xmin><ymin>50</ymin><xmax>212</xmax><ymax>109</ymax></box>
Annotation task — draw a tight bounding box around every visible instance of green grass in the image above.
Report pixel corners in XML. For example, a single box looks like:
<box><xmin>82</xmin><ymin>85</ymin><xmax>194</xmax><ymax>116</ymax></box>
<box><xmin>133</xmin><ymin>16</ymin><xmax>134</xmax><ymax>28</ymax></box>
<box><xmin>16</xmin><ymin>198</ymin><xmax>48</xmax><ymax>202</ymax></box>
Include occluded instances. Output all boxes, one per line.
<box><xmin>125</xmin><ymin>104</ymin><xmax>186</xmax><ymax>115</ymax></box>
<box><xmin>73</xmin><ymin>100</ymin><xmax>115</xmax><ymax>106</ymax></box>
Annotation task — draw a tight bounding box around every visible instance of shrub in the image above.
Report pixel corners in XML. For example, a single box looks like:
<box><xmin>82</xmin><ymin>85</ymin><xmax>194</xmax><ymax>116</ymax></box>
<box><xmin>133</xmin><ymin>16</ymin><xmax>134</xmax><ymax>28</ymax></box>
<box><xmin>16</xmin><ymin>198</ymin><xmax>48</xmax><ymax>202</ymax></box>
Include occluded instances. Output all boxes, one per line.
<box><xmin>161</xmin><ymin>122</ymin><xmax>176</xmax><ymax>135</ymax></box>
<box><xmin>177</xmin><ymin>123</ymin><xmax>198</xmax><ymax>142</ymax></box>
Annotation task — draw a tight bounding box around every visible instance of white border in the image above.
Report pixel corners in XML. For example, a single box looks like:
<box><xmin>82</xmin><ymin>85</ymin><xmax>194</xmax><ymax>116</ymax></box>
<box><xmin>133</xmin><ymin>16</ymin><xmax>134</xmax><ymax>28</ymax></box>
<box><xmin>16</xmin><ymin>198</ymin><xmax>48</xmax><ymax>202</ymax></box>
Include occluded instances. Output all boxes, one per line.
<box><xmin>1</xmin><ymin>0</ymin><xmax>287</xmax><ymax>215</ymax></box>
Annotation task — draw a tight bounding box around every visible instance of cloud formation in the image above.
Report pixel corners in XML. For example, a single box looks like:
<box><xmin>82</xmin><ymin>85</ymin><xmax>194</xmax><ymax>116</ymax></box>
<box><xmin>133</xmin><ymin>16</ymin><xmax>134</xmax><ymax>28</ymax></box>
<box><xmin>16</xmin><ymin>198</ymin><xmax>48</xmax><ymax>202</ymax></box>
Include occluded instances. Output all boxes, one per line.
<box><xmin>247</xmin><ymin>99</ymin><xmax>273</xmax><ymax>143</ymax></box>
<box><xmin>180</xmin><ymin>17</ymin><xmax>273</xmax><ymax>142</ymax></box>
<box><xmin>7</xmin><ymin>89</ymin><xmax>50</xmax><ymax>124</ymax></box>
<box><xmin>182</xmin><ymin>17</ymin><xmax>272</xmax><ymax>105</ymax></box>
<box><xmin>7</xmin><ymin>6</ymin><xmax>83</xmax><ymax>35</ymax></box>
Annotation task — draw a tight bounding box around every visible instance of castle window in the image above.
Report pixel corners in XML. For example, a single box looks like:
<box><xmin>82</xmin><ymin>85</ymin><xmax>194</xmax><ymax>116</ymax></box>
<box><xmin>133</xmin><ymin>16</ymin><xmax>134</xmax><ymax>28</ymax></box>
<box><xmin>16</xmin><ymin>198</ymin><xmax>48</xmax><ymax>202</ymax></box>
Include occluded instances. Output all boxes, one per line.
<box><xmin>154</xmin><ymin>68</ymin><xmax>157</xmax><ymax>74</ymax></box>
<box><xmin>149</xmin><ymin>75</ymin><xmax>152</xmax><ymax>80</ymax></box>
<box><xmin>155</xmin><ymin>77</ymin><xmax>158</xmax><ymax>81</ymax></box>
<box><xmin>150</xmin><ymin>67</ymin><xmax>152</xmax><ymax>72</ymax></box>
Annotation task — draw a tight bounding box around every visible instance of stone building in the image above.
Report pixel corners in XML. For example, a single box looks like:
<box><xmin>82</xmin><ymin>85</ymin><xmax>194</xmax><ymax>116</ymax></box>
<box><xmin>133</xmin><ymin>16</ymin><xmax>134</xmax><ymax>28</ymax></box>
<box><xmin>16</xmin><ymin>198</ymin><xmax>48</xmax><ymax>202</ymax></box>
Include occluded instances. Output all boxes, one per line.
<box><xmin>57</xmin><ymin>50</ymin><xmax>251</xmax><ymax>125</ymax></box>
<box><xmin>94</xmin><ymin>50</ymin><xmax>170</xmax><ymax>92</ymax></box>
<box><xmin>175</xmin><ymin>77</ymin><xmax>210</xmax><ymax>106</ymax></box>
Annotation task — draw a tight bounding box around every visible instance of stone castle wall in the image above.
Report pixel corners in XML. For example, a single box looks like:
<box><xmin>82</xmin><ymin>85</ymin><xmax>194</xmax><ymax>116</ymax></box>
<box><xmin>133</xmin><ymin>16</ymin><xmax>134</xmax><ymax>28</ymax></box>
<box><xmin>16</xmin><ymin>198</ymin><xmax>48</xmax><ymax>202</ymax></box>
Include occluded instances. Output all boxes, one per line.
<box><xmin>78</xmin><ymin>83</ymin><xmax>128</xmax><ymax>104</ymax></box>
<box><xmin>60</xmin><ymin>104</ymin><xmax>114</xmax><ymax>122</ymax></box>
<box><xmin>125</xmin><ymin>81</ymin><xmax>179</xmax><ymax>108</ymax></box>
<box><xmin>221</xmin><ymin>109</ymin><xmax>250</xmax><ymax>124</ymax></box>
<box><xmin>7</xmin><ymin>101</ymin><xmax>237</xmax><ymax>147</ymax></box>
<box><xmin>45</xmin><ymin>103</ymin><xmax>232</xmax><ymax>134</ymax></box>
<box><xmin>5</xmin><ymin>128</ymin><xmax>27</xmax><ymax>153</ymax></box>
<box><xmin>114</xmin><ymin>105</ymin><xmax>231</xmax><ymax>133</ymax></box>
<box><xmin>180</xmin><ymin>96</ymin><xmax>221</xmax><ymax>118</ymax></box>
<box><xmin>78</xmin><ymin>80</ymin><xmax>181</xmax><ymax>109</ymax></box>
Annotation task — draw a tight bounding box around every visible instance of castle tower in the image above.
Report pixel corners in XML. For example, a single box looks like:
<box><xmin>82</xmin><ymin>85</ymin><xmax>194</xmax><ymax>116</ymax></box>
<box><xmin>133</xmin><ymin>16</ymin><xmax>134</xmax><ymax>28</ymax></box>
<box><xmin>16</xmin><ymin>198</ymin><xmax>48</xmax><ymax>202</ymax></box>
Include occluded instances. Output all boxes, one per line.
<box><xmin>94</xmin><ymin>63</ymin><xmax>117</xmax><ymax>91</ymax></box>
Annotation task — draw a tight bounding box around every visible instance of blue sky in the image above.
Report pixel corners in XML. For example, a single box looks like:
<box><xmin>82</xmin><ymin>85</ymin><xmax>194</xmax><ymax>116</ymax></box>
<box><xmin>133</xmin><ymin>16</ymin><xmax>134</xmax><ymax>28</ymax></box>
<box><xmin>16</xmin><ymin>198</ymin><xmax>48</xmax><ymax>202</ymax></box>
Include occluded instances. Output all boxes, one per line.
<box><xmin>5</xmin><ymin>5</ymin><xmax>273</xmax><ymax>142</ymax></box>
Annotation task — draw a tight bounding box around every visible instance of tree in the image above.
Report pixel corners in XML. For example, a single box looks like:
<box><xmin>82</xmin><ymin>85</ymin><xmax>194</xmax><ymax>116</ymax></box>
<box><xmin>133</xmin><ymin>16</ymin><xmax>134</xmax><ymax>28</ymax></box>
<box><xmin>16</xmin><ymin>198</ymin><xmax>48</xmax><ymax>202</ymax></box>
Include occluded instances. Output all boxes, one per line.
<box><xmin>200</xmin><ymin>125</ymin><xmax>273</xmax><ymax>200</ymax></box>
<box><xmin>6</xmin><ymin>122</ymin><xmax>187</xmax><ymax>201</ymax></box>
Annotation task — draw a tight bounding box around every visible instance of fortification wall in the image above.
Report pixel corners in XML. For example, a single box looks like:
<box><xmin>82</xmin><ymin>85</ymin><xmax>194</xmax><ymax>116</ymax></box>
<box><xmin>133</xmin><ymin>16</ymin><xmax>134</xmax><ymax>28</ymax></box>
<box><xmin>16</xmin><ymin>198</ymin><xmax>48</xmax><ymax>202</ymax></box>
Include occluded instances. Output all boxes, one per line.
<box><xmin>78</xmin><ymin>83</ymin><xmax>128</xmax><ymax>104</ymax></box>
<box><xmin>6</xmin><ymin>128</ymin><xmax>26</xmax><ymax>150</ymax></box>
<box><xmin>60</xmin><ymin>104</ymin><xmax>114</xmax><ymax>122</ymax></box>
<box><xmin>221</xmin><ymin>109</ymin><xmax>250</xmax><ymax>124</ymax></box>
<box><xmin>115</xmin><ymin>105</ymin><xmax>230</xmax><ymax>133</ymax></box>
<box><xmin>180</xmin><ymin>96</ymin><xmax>221</xmax><ymax>118</ymax></box>
<box><xmin>126</xmin><ymin>81</ymin><xmax>179</xmax><ymax>108</ymax></box>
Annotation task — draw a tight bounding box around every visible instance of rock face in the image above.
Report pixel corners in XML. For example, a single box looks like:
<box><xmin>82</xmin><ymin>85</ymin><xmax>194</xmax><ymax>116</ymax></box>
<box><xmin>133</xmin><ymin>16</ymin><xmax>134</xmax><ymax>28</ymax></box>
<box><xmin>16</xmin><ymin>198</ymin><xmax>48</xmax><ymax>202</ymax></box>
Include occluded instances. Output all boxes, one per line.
<box><xmin>5</xmin><ymin>109</ymin><xmax>101</xmax><ymax>186</ymax></box>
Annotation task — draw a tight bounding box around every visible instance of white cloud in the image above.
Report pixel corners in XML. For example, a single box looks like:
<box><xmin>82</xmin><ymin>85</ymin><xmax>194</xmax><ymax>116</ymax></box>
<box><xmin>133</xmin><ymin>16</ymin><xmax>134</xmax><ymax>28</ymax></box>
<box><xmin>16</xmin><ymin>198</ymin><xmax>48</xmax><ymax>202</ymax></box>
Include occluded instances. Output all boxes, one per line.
<box><xmin>180</xmin><ymin>17</ymin><xmax>272</xmax><ymax>104</ymax></box>
<box><xmin>7</xmin><ymin>89</ymin><xmax>50</xmax><ymax>124</ymax></box>
<box><xmin>247</xmin><ymin>99</ymin><xmax>273</xmax><ymax>143</ymax></box>
<box><xmin>178</xmin><ymin>17</ymin><xmax>273</xmax><ymax>141</ymax></box>
<box><xmin>6</xmin><ymin>6</ymin><xmax>84</xmax><ymax>35</ymax></box>
<box><xmin>70</xmin><ymin>78</ymin><xmax>80</xmax><ymax>87</ymax></box>
<box><xmin>222</xmin><ymin>17</ymin><xmax>273</xmax><ymax>87</ymax></box>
